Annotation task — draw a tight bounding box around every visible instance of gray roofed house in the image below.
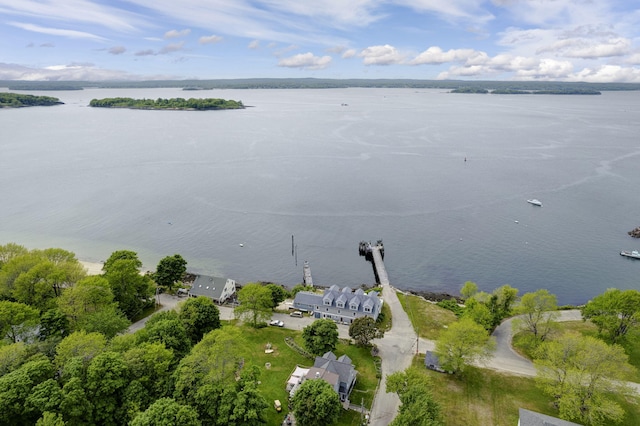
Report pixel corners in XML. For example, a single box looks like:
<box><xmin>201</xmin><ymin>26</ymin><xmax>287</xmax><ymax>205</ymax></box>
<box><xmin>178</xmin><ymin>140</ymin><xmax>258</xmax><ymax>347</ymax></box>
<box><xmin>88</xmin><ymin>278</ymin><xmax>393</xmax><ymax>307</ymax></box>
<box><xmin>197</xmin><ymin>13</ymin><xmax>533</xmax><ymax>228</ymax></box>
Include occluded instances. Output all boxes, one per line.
<box><xmin>293</xmin><ymin>285</ymin><xmax>383</xmax><ymax>324</ymax></box>
<box><xmin>518</xmin><ymin>408</ymin><xmax>582</xmax><ymax>426</ymax></box>
<box><xmin>189</xmin><ymin>275</ymin><xmax>236</xmax><ymax>304</ymax></box>
<box><xmin>311</xmin><ymin>351</ymin><xmax>358</xmax><ymax>402</ymax></box>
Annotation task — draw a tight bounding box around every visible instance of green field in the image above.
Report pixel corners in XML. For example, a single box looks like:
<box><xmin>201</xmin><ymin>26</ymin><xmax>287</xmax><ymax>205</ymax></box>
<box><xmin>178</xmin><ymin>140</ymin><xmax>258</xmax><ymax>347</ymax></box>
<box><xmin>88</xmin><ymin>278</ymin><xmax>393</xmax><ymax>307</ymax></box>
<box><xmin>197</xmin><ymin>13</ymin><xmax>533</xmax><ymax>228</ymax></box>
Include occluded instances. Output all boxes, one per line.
<box><xmin>230</xmin><ymin>324</ymin><xmax>378</xmax><ymax>426</ymax></box>
<box><xmin>397</xmin><ymin>292</ymin><xmax>457</xmax><ymax>340</ymax></box>
<box><xmin>412</xmin><ymin>356</ymin><xmax>640</xmax><ymax>426</ymax></box>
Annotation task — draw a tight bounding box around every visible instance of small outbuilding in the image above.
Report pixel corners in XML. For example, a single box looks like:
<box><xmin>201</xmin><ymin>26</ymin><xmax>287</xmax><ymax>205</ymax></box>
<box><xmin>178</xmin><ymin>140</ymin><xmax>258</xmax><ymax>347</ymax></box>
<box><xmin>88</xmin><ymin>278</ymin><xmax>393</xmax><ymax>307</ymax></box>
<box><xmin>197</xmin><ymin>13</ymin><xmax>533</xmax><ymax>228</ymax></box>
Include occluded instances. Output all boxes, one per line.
<box><xmin>424</xmin><ymin>351</ymin><xmax>447</xmax><ymax>373</ymax></box>
<box><xmin>518</xmin><ymin>408</ymin><xmax>582</xmax><ymax>426</ymax></box>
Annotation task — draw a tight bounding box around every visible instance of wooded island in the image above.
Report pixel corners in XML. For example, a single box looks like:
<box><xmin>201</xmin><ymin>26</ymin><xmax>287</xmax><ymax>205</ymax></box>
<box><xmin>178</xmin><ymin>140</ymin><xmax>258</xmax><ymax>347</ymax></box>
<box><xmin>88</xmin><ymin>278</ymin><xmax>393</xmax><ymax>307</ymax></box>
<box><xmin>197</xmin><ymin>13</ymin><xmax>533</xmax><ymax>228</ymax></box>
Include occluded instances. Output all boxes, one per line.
<box><xmin>89</xmin><ymin>97</ymin><xmax>244</xmax><ymax>110</ymax></box>
<box><xmin>0</xmin><ymin>93</ymin><xmax>63</xmax><ymax>107</ymax></box>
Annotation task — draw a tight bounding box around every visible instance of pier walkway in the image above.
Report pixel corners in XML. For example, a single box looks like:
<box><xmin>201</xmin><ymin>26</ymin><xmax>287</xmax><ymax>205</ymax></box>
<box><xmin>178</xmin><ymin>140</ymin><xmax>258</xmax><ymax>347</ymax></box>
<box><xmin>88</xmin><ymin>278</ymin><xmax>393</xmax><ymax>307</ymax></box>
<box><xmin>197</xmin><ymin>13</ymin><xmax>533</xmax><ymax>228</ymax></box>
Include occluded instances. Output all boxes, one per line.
<box><xmin>370</xmin><ymin>245</ymin><xmax>389</xmax><ymax>286</ymax></box>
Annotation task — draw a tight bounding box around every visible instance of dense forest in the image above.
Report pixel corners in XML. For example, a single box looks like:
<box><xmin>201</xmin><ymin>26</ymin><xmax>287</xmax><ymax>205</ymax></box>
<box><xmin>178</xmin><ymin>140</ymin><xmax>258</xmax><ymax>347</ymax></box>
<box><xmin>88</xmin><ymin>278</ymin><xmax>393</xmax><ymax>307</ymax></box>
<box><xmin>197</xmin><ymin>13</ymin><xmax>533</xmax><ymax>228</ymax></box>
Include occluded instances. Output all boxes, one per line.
<box><xmin>0</xmin><ymin>93</ymin><xmax>63</xmax><ymax>107</ymax></box>
<box><xmin>451</xmin><ymin>87</ymin><xmax>601</xmax><ymax>95</ymax></box>
<box><xmin>2</xmin><ymin>78</ymin><xmax>640</xmax><ymax>91</ymax></box>
<box><xmin>88</xmin><ymin>97</ymin><xmax>244</xmax><ymax>110</ymax></box>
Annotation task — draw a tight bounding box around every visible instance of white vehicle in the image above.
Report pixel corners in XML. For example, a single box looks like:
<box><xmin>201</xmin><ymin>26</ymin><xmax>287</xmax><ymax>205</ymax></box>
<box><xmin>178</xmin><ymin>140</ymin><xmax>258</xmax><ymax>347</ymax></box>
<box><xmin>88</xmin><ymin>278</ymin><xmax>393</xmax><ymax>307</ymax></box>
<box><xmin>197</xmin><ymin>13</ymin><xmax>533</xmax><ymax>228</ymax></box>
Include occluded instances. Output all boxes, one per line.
<box><xmin>269</xmin><ymin>319</ymin><xmax>285</xmax><ymax>327</ymax></box>
<box><xmin>289</xmin><ymin>311</ymin><xmax>303</xmax><ymax>318</ymax></box>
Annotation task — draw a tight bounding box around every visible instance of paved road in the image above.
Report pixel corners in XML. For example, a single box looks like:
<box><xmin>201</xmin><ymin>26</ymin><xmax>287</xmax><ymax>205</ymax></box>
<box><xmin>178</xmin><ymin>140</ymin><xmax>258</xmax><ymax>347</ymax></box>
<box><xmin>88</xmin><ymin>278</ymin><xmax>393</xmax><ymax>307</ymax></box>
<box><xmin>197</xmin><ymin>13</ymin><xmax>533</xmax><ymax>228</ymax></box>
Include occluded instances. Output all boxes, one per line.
<box><xmin>368</xmin><ymin>285</ymin><xmax>419</xmax><ymax>426</ymax></box>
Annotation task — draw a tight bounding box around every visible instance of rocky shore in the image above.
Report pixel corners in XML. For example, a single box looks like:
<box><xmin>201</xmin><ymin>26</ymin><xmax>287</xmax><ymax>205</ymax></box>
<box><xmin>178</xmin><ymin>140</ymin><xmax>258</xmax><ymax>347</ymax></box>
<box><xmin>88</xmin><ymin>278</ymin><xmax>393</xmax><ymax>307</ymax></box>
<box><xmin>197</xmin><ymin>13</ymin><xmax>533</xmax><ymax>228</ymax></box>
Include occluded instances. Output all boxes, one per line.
<box><xmin>629</xmin><ymin>227</ymin><xmax>640</xmax><ymax>238</ymax></box>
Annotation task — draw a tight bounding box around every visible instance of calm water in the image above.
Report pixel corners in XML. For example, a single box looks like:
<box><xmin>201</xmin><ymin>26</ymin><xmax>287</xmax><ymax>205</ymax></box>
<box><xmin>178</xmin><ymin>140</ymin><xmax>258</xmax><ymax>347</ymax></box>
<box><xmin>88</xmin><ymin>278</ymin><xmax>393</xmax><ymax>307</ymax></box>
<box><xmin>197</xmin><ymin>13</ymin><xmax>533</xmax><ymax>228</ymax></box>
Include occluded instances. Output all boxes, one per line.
<box><xmin>2</xmin><ymin>88</ymin><xmax>639</xmax><ymax>304</ymax></box>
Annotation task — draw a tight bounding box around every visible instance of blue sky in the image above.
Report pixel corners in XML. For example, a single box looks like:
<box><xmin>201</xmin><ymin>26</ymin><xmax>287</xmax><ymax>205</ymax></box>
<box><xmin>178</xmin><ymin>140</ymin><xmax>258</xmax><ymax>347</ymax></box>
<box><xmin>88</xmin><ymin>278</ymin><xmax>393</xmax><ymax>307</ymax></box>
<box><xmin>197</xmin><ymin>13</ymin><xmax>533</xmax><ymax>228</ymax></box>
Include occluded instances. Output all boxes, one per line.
<box><xmin>1</xmin><ymin>0</ymin><xmax>639</xmax><ymax>82</ymax></box>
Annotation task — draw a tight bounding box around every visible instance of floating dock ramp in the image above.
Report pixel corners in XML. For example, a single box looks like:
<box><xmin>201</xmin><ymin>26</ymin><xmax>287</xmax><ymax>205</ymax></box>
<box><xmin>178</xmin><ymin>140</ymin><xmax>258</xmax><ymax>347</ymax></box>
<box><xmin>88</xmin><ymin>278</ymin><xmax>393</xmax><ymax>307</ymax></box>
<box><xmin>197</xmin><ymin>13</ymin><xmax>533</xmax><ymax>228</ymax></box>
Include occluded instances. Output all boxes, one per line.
<box><xmin>303</xmin><ymin>261</ymin><xmax>313</xmax><ymax>287</ymax></box>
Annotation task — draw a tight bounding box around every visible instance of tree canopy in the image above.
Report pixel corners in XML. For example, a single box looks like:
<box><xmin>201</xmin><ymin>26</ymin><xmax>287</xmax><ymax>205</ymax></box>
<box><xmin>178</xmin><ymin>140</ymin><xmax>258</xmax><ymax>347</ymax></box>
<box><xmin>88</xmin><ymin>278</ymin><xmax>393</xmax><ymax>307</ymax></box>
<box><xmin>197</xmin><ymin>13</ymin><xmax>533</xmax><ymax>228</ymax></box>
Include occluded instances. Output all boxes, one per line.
<box><xmin>89</xmin><ymin>97</ymin><xmax>244</xmax><ymax>110</ymax></box>
<box><xmin>386</xmin><ymin>367</ymin><xmax>443</xmax><ymax>426</ymax></box>
<box><xmin>178</xmin><ymin>296</ymin><xmax>221</xmax><ymax>343</ymax></box>
<box><xmin>155</xmin><ymin>254</ymin><xmax>187</xmax><ymax>291</ymax></box>
<box><xmin>534</xmin><ymin>332</ymin><xmax>635</xmax><ymax>425</ymax></box>
<box><xmin>435</xmin><ymin>317</ymin><xmax>495</xmax><ymax>374</ymax></box>
<box><xmin>291</xmin><ymin>379</ymin><xmax>341</xmax><ymax>426</ymax></box>
<box><xmin>513</xmin><ymin>289</ymin><xmax>559</xmax><ymax>342</ymax></box>
<box><xmin>234</xmin><ymin>283</ymin><xmax>273</xmax><ymax>327</ymax></box>
<box><xmin>348</xmin><ymin>316</ymin><xmax>383</xmax><ymax>346</ymax></box>
<box><xmin>581</xmin><ymin>288</ymin><xmax>640</xmax><ymax>343</ymax></box>
<box><xmin>302</xmin><ymin>319</ymin><xmax>339</xmax><ymax>356</ymax></box>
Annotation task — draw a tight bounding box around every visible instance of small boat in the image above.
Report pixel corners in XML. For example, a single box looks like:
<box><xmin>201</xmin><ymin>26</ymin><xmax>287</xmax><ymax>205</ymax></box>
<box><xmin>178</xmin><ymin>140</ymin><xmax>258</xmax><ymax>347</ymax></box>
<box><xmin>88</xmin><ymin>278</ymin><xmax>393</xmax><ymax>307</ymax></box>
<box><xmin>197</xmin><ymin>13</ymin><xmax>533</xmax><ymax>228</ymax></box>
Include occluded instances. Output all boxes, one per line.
<box><xmin>527</xmin><ymin>199</ymin><xmax>542</xmax><ymax>207</ymax></box>
<box><xmin>620</xmin><ymin>250</ymin><xmax>640</xmax><ymax>259</ymax></box>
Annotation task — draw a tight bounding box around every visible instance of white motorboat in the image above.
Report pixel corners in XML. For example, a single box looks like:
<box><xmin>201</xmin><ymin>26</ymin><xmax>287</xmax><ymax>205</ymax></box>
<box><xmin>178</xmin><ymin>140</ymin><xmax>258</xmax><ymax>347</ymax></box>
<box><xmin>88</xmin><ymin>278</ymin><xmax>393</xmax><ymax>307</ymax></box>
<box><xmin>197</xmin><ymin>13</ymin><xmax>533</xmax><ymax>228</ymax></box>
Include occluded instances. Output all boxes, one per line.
<box><xmin>527</xmin><ymin>199</ymin><xmax>542</xmax><ymax>207</ymax></box>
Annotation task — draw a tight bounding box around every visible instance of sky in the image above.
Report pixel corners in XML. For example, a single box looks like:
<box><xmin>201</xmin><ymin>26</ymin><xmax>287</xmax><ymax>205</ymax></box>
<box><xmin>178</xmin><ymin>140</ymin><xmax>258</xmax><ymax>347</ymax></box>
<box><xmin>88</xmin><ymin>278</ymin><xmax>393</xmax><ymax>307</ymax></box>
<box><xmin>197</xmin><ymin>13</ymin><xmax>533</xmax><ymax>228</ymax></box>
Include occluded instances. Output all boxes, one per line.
<box><xmin>0</xmin><ymin>0</ymin><xmax>639</xmax><ymax>82</ymax></box>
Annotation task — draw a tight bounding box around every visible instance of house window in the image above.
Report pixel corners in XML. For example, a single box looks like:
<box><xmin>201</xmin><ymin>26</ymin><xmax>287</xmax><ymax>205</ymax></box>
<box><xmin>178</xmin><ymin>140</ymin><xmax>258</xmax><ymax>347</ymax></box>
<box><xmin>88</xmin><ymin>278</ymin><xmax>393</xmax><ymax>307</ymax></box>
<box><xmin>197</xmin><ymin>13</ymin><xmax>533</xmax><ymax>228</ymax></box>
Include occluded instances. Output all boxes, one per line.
<box><xmin>338</xmin><ymin>310</ymin><xmax>341</xmax><ymax>314</ymax></box>
<box><xmin>326</xmin><ymin>308</ymin><xmax>329</xmax><ymax>311</ymax></box>
<box><xmin>364</xmin><ymin>307</ymin><xmax>371</xmax><ymax>313</ymax></box>
<box><xmin>353</xmin><ymin>312</ymin><xmax>356</xmax><ymax>316</ymax></box>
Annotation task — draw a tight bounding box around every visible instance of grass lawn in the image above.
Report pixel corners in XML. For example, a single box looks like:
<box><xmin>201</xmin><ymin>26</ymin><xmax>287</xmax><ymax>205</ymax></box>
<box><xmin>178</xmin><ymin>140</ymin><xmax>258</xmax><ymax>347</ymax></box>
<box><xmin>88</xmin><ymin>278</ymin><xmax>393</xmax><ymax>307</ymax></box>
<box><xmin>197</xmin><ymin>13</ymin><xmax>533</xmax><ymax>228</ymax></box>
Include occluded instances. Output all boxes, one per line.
<box><xmin>234</xmin><ymin>324</ymin><xmax>378</xmax><ymax>426</ymax></box>
<box><xmin>512</xmin><ymin>320</ymin><xmax>640</xmax><ymax>383</ymax></box>
<box><xmin>397</xmin><ymin>292</ymin><xmax>457</xmax><ymax>340</ymax></box>
<box><xmin>412</xmin><ymin>356</ymin><xmax>640</xmax><ymax>426</ymax></box>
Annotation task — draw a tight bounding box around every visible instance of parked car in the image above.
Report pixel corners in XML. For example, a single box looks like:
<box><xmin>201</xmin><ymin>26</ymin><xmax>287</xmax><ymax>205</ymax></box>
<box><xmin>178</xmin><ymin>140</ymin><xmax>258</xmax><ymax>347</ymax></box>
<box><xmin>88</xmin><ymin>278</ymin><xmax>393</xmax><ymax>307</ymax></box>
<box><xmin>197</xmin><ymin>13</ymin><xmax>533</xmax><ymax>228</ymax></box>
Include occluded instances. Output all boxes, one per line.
<box><xmin>269</xmin><ymin>319</ymin><xmax>284</xmax><ymax>327</ymax></box>
<box><xmin>274</xmin><ymin>400</ymin><xmax>282</xmax><ymax>412</ymax></box>
<box><xmin>289</xmin><ymin>311</ymin><xmax>303</xmax><ymax>317</ymax></box>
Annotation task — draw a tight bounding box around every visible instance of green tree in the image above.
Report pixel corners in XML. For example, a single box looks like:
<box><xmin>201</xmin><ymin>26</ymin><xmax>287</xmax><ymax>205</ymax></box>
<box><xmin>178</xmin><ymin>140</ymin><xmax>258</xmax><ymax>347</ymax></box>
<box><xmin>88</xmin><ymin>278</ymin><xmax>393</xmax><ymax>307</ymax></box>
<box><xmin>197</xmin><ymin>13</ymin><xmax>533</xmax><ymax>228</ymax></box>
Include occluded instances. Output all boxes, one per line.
<box><xmin>59</xmin><ymin>376</ymin><xmax>93</xmax><ymax>425</ymax></box>
<box><xmin>123</xmin><ymin>342</ymin><xmax>174</xmax><ymax>399</ymax></box>
<box><xmin>39</xmin><ymin>308</ymin><xmax>70</xmax><ymax>341</ymax></box>
<box><xmin>513</xmin><ymin>289</ymin><xmax>559</xmax><ymax>342</ymax></box>
<box><xmin>0</xmin><ymin>300</ymin><xmax>40</xmax><ymax>343</ymax></box>
<box><xmin>0</xmin><ymin>358</ymin><xmax>54</xmax><ymax>425</ymax></box>
<box><xmin>302</xmin><ymin>319</ymin><xmax>339</xmax><ymax>356</ymax></box>
<box><xmin>57</xmin><ymin>276</ymin><xmax>130</xmax><ymax>337</ymax></box>
<box><xmin>0</xmin><ymin>242</ymin><xmax>28</xmax><ymax>268</ymax></box>
<box><xmin>0</xmin><ymin>342</ymin><xmax>29</xmax><ymax>375</ymax></box>
<box><xmin>140</xmin><ymin>314</ymin><xmax>191</xmax><ymax>360</ymax></box>
<box><xmin>103</xmin><ymin>255</ymin><xmax>154</xmax><ymax>320</ymax></box>
<box><xmin>155</xmin><ymin>254</ymin><xmax>187</xmax><ymax>291</ymax></box>
<box><xmin>386</xmin><ymin>367</ymin><xmax>443</xmax><ymax>426</ymax></box>
<box><xmin>581</xmin><ymin>288</ymin><xmax>640</xmax><ymax>343</ymax></box>
<box><xmin>102</xmin><ymin>250</ymin><xmax>142</xmax><ymax>272</ymax></box>
<box><xmin>487</xmin><ymin>284</ymin><xmax>519</xmax><ymax>328</ymax></box>
<box><xmin>36</xmin><ymin>412</ymin><xmax>65</xmax><ymax>426</ymax></box>
<box><xmin>291</xmin><ymin>379</ymin><xmax>341</xmax><ymax>426</ymax></box>
<box><xmin>85</xmin><ymin>351</ymin><xmax>130</xmax><ymax>425</ymax></box>
<box><xmin>54</xmin><ymin>330</ymin><xmax>107</xmax><ymax>370</ymax></box>
<box><xmin>348</xmin><ymin>316</ymin><xmax>383</xmax><ymax>346</ymax></box>
<box><xmin>25</xmin><ymin>379</ymin><xmax>63</xmax><ymax>420</ymax></box>
<box><xmin>234</xmin><ymin>283</ymin><xmax>273</xmax><ymax>327</ymax></box>
<box><xmin>534</xmin><ymin>332</ymin><xmax>634</xmax><ymax>425</ymax></box>
<box><xmin>174</xmin><ymin>327</ymin><xmax>249</xmax><ymax>423</ymax></box>
<box><xmin>265</xmin><ymin>283</ymin><xmax>288</xmax><ymax>308</ymax></box>
<box><xmin>435</xmin><ymin>317</ymin><xmax>495</xmax><ymax>374</ymax></box>
<box><xmin>460</xmin><ymin>281</ymin><xmax>478</xmax><ymax>300</ymax></box>
<box><xmin>179</xmin><ymin>296</ymin><xmax>221</xmax><ymax>343</ymax></box>
<box><xmin>130</xmin><ymin>398</ymin><xmax>201</xmax><ymax>426</ymax></box>
<box><xmin>461</xmin><ymin>298</ymin><xmax>493</xmax><ymax>331</ymax></box>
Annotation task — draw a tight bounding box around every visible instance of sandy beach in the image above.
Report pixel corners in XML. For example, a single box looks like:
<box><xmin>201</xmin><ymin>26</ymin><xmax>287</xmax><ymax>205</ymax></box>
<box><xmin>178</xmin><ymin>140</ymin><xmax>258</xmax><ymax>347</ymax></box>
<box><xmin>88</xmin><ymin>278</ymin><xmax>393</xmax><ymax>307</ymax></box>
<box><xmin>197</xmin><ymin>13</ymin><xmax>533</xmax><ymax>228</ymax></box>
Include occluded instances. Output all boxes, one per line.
<box><xmin>79</xmin><ymin>261</ymin><xmax>104</xmax><ymax>276</ymax></box>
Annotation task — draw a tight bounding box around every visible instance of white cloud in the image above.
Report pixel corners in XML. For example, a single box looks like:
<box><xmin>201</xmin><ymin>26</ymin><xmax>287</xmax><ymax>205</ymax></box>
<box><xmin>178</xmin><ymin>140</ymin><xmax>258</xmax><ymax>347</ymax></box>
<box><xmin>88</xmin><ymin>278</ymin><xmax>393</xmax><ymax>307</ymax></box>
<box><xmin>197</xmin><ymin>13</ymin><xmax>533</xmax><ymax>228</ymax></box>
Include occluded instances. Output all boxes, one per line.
<box><xmin>8</xmin><ymin>21</ymin><xmax>107</xmax><ymax>41</ymax></box>
<box><xmin>0</xmin><ymin>61</ymin><xmax>172</xmax><ymax>81</ymax></box>
<box><xmin>342</xmin><ymin>49</ymin><xmax>357</xmax><ymax>59</ymax></box>
<box><xmin>108</xmin><ymin>46</ymin><xmax>126</xmax><ymax>55</ymax></box>
<box><xmin>278</xmin><ymin>52</ymin><xmax>332</xmax><ymax>70</ymax></box>
<box><xmin>199</xmin><ymin>35</ymin><xmax>223</xmax><ymax>44</ymax></box>
<box><xmin>570</xmin><ymin>65</ymin><xmax>640</xmax><ymax>83</ymax></box>
<box><xmin>540</xmin><ymin>37</ymin><xmax>631</xmax><ymax>59</ymax></box>
<box><xmin>159</xmin><ymin>42</ymin><xmax>185</xmax><ymax>54</ymax></box>
<box><xmin>411</xmin><ymin>46</ymin><xmax>479</xmax><ymax>65</ymax></box>
<box><xmin>396</xmin><ymin>0</ymin><xmax>494</xmax><ymax>23</ymax></box>
<box><xmin>359</xmin><ymin>44</ymin><xmax>405</xmax><ymax>65</ymax></box>
<box><xmin>0</xmin><ymin>0</ymin><xmax>142</xmax><ymax>32</ymax></box>
<box><xmin>248</xmin><ymin>40</ymin><xmax>260</xmax><ymax>49</ymax></box>
<box><xmin>164</xmin><ymin>29</ymin><xmax>191</xmax><ymax>38</ymax></box>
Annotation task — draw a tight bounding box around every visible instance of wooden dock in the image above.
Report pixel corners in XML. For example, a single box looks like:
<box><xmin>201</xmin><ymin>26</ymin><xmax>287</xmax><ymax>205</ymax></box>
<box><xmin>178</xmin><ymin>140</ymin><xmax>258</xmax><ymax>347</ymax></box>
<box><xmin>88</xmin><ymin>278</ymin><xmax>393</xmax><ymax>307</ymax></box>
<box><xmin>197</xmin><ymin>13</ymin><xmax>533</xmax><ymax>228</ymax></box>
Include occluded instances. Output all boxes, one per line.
<box><xmin>359</xmin><ymin>240</ymin><xmax>389</xmax><ymax>286</ymax></box>
<box><xmin>370</xmin><ymin>245</ymin><xmax>389</xmax><ymax>286</ymax></box>
<box><xmin>303</xmin><ymin>261</ymin><xmax>313</xmax><ymax>287</ymax></box>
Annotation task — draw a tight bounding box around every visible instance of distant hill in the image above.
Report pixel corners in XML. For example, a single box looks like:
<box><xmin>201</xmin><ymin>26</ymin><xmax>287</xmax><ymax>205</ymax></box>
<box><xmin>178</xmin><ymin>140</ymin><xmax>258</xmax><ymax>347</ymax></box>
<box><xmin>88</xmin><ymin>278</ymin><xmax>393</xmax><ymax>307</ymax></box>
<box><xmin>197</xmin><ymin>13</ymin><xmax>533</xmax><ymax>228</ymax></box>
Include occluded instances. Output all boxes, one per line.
<box><xmin>1</xmin><ymin>78</ymin><xmax>639</xmax><ymax>92</ymax></box>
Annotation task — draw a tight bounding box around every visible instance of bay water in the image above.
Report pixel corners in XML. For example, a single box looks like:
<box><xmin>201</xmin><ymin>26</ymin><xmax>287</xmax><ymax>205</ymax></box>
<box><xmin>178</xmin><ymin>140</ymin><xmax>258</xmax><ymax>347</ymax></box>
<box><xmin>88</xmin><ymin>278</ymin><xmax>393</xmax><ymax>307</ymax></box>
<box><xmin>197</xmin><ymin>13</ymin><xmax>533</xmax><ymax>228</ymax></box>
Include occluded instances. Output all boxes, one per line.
<box><xmin>1</xmin><ymin>87</ymin><xmax>639</xmax><ymax>305</ymax></box>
